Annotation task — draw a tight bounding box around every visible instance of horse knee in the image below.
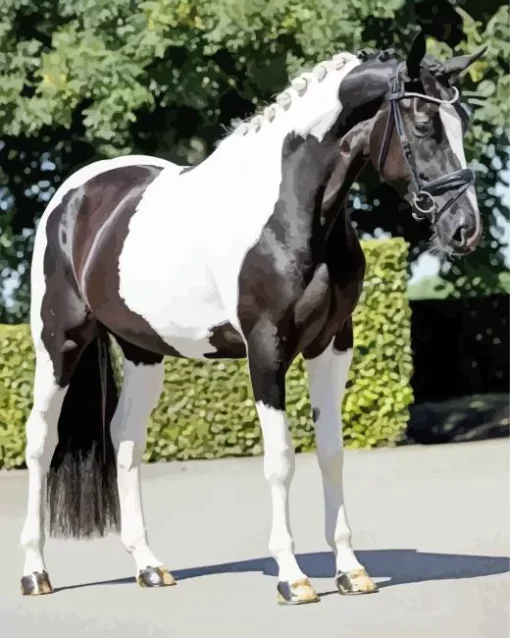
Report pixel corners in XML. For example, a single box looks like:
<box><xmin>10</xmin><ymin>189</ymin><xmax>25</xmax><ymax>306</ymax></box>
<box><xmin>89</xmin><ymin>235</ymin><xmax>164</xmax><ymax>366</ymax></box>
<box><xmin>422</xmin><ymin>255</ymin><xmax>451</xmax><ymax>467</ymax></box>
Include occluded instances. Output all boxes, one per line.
<box><xmin>25</xmin><ymin>413</ymin><xmax>59</xmax><ymax>469</ymax></box>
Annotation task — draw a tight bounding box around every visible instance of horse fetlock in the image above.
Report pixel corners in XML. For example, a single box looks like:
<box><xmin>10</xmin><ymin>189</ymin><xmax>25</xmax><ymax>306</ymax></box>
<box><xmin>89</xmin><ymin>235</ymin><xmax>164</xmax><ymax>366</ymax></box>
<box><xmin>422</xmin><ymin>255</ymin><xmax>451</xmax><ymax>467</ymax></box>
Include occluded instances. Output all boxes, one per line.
<box><xmin>317</xmin><ymin>448</ymin><xmax>344</xmax><ymax>477</ymax></box>
<box><xmin>331</xmin><ymin>529</ymin><xmax>352</xmax><ymax>549</ymax></box>
<box><xmin>263</xmin><ymin>450</ymin><xmax>294</xmax><ymax>484</ymax></box>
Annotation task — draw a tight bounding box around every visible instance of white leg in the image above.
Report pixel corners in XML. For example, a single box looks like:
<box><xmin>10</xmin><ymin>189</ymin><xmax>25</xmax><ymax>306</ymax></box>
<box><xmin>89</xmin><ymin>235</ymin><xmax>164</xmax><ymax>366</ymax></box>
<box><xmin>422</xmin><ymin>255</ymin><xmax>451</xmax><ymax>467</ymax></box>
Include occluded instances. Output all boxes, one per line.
<box><xmin>305</xmin><ymin>338</ymin><xmax>377</xmax><ymax>594</ymax></box>
<box><xmin>110</xmin><ymin>358</ymin><xmax>171</xmax><ymax>582</ymax></box>
<box><xmin>20</xmin><ymin>347</ymin><xmax>67</xmax><ymax>578</ymax></box>
<box><xmin>255</xmin><ymin>402</ymin><xmax>319</xmax><ymax>603</ymax></box>
<box><xmin>256</xmin><ymin>403</ymin><xmax>306</xmax><ymax>583</ymax></box>
<box><xmin>244</xmin><ymin>326</ymin><xmax>319</xmax><ymax>604</ymax></box>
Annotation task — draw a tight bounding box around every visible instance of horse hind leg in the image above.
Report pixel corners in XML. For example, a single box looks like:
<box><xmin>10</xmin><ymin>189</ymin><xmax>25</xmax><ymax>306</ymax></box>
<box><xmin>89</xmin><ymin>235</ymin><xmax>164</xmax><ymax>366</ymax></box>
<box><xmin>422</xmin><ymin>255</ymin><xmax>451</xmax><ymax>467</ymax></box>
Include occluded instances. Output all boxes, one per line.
<box><xmin>109</xmin><ymin>337</ymin><xmax>175</xmax><ymax>588</ymax></box>
<box><xmin>20</xmin><ymin>222</ymin><xmax>121</xmax><ymax>593</ymax></box>
<box><xmin>19</xmin><ymin>317</ymin><xmax>101</xmax><ymax>595</ymax></box>
<box><xmin>19</xmin><ymin>343</ymin><xmax>67</xmax><ymax>595</ymax></box>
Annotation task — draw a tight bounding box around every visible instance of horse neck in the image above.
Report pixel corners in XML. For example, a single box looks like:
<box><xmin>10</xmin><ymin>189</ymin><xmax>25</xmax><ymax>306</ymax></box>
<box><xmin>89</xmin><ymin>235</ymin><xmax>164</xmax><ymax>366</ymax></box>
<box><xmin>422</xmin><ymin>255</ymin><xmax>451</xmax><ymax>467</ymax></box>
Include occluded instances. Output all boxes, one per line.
<box><xmin>319</xmin><ymin>145</ymin><xmax>370</xmax><ymax>245</ymax></box>
<box><xmin>203</xmin><ymin>121</ymin><xmax>339</xmax><ymax>204</ymax></box>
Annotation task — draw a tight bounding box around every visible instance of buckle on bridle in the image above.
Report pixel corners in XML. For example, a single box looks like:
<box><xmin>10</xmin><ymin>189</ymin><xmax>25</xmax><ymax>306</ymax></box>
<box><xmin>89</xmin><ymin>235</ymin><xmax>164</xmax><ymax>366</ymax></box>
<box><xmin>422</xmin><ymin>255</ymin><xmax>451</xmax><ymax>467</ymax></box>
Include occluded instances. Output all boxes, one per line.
<box><xmin>412</xmin><ymin>191</ymin><xmax>436</xmax><ymax>221</ymax></box>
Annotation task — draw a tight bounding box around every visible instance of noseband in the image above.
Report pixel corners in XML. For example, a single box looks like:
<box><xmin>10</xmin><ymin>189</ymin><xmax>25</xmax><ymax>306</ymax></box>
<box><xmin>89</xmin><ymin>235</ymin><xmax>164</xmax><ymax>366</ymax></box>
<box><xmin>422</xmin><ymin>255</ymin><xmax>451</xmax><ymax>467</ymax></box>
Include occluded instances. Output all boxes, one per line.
<box><xmin>377</xmin><ymin>63</ymin><xmax>475</xmax><ymax>222</ymax></box>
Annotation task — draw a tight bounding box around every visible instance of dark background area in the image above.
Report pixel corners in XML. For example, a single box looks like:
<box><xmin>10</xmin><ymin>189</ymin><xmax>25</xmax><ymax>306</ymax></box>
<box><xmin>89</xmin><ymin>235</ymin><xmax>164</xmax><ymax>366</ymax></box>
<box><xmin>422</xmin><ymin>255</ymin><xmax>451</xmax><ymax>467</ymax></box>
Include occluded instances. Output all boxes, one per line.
<box><xmin>406</xmin><ymin>293</ymin><xmax>509</xmax><ymax>444</ymax></box>
<box><xmin>411</xmin><ymin>294</ymin><xmax>508</xmax><ymax>402</ymax></box>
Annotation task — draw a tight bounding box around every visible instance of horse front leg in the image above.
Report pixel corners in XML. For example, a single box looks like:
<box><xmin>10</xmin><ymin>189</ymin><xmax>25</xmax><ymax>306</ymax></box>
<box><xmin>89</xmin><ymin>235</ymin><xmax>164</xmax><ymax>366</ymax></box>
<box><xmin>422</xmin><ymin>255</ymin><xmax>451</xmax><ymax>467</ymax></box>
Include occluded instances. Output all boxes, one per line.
<box><xmin>246</xmin><ymin>319</ymin><xmax>320</xmax><ymax>606</ymax></box>
<box><xmin>304</xmin><ymin>319</ymin><xmax>378</xmax><ymax>596</ymax></box>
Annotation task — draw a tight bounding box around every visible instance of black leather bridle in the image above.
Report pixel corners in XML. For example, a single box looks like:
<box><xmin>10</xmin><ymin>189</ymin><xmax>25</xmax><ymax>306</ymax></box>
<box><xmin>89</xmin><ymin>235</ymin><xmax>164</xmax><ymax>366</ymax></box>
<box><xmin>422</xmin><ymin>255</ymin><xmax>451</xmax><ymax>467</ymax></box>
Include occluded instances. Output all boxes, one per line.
<box><xmin>377</xmin><ymin>63</ymin><xmax>475</xmax><ymax>222</ymax></box>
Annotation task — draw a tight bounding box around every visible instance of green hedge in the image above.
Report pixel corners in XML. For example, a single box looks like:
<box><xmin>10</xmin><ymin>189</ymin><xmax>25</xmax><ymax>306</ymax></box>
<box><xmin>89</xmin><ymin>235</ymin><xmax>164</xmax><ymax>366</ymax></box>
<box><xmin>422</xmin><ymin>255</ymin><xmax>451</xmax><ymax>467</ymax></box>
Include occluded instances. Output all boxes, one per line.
<box><xmin>0</xmin><ymin>238</ymin><xmax>413</xmax><ymax>469</ymax></box>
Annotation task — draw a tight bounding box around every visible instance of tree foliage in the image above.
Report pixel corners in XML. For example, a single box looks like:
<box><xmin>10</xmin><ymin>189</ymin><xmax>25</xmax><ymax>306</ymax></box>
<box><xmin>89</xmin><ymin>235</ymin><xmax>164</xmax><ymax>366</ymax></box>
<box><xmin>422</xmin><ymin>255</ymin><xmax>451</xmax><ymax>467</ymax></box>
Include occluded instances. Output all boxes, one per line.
<box><xmin>0</xmin><ymin>0</ymin><xmax>508</xmax><ymax>322</ymax></box>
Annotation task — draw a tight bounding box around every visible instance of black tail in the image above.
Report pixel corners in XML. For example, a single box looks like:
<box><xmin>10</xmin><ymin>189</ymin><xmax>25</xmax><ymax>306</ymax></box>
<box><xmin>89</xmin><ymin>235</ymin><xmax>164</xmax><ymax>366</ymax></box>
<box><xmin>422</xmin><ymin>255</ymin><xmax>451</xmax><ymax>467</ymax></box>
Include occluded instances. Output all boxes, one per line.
<box><xmin>47</xmin><ymin>328</ymin><xmax>121</xmax><ymax>539</ymax></box>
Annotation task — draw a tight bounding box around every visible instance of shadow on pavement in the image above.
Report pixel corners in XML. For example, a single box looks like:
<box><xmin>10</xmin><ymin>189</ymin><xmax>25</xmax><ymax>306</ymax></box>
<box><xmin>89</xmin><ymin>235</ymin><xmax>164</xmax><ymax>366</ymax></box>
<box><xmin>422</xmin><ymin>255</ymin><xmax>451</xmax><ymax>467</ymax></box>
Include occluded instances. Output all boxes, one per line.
<box><xmin>54</xmin><ymin>548</ymin><xmax>509</xmax><ymax>593</ymax></box>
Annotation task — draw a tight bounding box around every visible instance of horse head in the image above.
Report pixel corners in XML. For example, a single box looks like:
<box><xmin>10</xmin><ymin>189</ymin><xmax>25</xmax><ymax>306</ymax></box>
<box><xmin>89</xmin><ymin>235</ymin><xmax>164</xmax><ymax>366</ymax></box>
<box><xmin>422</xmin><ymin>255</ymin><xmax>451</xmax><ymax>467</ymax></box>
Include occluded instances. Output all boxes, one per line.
<box><xmin>336</xmin><ymin>33</ymin><xmax>486</xmax><ymax>256</ymax></box>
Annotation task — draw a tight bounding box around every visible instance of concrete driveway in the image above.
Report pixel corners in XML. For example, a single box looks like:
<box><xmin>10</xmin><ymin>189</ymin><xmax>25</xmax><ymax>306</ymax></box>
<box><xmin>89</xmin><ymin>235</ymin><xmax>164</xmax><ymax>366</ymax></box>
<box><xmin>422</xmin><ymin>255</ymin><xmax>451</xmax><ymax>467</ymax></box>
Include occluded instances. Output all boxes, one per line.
<box><xmin>1</xmin><ymin>438</ymin><xmax>509</xmax><ymax>637</ymax></box>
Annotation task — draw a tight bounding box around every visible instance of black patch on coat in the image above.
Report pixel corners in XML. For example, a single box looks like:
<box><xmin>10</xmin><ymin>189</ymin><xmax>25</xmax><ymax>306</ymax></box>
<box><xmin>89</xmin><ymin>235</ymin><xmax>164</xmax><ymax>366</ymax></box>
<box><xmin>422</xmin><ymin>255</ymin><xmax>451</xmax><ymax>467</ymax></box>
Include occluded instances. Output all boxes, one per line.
<box><xmin>237</xmin><ymin>134</ymin><xmax>335</xmax><ymax>374</ymax></box>
<box><xmin>42</xmin><ymin>205</ymin><xmax>97</xmax><ymax>386</ymax></box>
<box><xmin>41</xmin><ymin>165</ymin><xmax>184</xmax><ymax>371</ymax></box>
<box><xmin>236</xmin><ymin>61</ymin><xmax>385</xmax><ymax>390</ymax></box>
<box><xmin>203</xmin><ymin>322</ymin><xmax>247</xmax><ymax>360</ymax></box>
<box><xmin>235</xmin><ymin>58</ymin><xmax>394</xmax><ymax>405</ymax></box>
<box><xmin>335</xmin><ymin>57</ymin><xmax>396</xmax><ymax>132</ymax></box>
<box><xmin>237</xmin><ymin>129</ymin><xmax>364</xmax><ymax>406</ymax></box>
<box><xmin>333</xmin><ymin>317</ymin><xmax>354</xmax><ymax>352</ymax></box>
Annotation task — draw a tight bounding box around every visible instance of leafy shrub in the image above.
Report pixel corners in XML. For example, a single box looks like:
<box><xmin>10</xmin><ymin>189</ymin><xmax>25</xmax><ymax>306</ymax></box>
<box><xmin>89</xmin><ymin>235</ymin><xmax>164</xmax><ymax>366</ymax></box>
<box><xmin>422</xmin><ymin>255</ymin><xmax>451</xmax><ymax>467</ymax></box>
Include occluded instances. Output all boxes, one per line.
<box><xmin>0</xmin><ymin>238</ymin><xmax>412</xmax><ymax>469</ymax></box>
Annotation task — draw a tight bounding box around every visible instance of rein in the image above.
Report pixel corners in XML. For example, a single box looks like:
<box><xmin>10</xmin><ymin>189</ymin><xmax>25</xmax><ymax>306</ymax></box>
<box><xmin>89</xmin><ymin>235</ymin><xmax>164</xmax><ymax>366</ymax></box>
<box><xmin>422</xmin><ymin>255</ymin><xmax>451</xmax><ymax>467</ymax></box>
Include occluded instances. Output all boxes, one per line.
<box><xmin>377</xmin><ymin>63</ymin><xmax>475</xmax><ymax>222</ymax></box>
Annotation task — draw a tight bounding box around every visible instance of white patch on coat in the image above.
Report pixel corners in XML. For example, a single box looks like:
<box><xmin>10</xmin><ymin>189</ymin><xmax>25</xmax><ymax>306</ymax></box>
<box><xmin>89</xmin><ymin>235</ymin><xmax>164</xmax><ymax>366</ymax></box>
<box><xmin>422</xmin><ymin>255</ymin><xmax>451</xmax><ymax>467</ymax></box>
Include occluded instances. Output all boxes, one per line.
<box><xmin>305</xmin><ymin>342</ymin><xmax>363</xmax><ymax>573</ymax></box>
<box><xmin>438</xmin><ymin>103</ymin><xmax>479</xmax><ymax>216</ymax></box>
<box><xmin>293</xmin><ymin>58</ymin><xmax>361</xmax><ymax>141</ymax></box>
<box><xmin>117</xmin><ymin>57</ymin><xmax>362</xmax><ymax>357</ymax></box>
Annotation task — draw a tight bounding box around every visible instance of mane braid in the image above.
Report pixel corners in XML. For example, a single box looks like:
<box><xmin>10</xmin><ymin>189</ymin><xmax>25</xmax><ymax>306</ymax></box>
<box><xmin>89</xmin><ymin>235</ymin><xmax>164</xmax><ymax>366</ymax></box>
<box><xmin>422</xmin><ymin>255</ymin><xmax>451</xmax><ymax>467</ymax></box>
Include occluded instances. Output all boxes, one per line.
<box><xmin>218</xmin><ymin>50</ymin><xmax>359</xmax><ymax>145</ymax></box>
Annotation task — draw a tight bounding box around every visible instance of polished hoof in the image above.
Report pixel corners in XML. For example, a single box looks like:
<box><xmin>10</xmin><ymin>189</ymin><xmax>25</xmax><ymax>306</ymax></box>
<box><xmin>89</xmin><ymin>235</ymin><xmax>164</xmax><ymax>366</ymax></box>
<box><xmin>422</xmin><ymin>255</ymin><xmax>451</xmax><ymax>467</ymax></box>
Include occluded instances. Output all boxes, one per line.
<box><xmin>277</xmin><ymin>578</ymin><xmax>320</xmax><ymax>606</ymax></box>
<box><xmin>336</xmin><ymin>568</ymin><xmax>378</xmax><ymax>595</ymax></box>
<box><xmin>136</xmin><ymin>566</ymin><xmax>177</xmax><ymax>588</ymax></box>
<box><xmin>21</xmin><ymin>571</ymin><xmax>54</xmax><ymax>596</ymax></box>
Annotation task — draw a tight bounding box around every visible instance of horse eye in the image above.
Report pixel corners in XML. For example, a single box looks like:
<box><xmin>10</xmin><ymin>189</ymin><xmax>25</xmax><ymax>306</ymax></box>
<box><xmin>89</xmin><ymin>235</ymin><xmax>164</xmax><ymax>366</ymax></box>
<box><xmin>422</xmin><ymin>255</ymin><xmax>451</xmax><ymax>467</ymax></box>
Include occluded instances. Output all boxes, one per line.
<box><xmin>413</xmin><ymin>118</ymin><xmax>432</xmax><ymax>137</ymax></box>
<box><xmin>415</xmin><ymin>113</ymin><xmax>429</xmax><ymax>125</ymax></box>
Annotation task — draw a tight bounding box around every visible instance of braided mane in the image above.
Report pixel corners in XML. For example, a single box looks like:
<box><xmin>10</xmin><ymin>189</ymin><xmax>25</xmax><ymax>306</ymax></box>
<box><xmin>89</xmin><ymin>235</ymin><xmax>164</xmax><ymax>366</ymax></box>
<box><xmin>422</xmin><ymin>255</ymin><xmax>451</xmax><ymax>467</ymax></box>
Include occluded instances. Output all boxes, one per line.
<box><xmin>216</xmin><ymin>48</ymin><xmax>397</xmax><ymax>147</ymax></box>
<box><xmin>219</xmin><ymin>51</ymin><xmax>362</xmax><ymax>143</ymax></box>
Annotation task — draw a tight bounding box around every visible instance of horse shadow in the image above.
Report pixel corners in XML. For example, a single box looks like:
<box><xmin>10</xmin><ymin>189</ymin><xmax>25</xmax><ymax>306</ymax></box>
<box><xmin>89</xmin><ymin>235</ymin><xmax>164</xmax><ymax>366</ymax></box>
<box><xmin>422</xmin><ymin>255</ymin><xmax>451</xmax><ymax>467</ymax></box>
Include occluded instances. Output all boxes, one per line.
<box><xmin>54</xmin><ymin>548</ymin><xmax>510</xmax><ymax>593</ymax></box>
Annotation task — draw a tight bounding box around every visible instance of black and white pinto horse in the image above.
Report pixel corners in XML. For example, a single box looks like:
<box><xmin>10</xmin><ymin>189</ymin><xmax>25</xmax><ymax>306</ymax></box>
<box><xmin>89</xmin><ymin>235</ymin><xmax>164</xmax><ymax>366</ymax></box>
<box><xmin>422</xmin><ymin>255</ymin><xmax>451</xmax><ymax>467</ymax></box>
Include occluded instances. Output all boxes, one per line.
<box><xmin>20</xmin><ymin>35</ymin><xmax>485</xmax><ymax>604</ymax></box>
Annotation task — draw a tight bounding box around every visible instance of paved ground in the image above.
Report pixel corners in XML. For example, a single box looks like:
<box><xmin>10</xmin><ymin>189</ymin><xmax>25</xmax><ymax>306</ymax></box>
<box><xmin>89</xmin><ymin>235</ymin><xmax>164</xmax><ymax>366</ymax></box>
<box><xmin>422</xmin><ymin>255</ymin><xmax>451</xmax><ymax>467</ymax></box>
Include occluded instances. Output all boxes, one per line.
<box><xmin>1</xmin><ymin>439</ymin><xmax>509</xmax><ymax>638</ymax></box>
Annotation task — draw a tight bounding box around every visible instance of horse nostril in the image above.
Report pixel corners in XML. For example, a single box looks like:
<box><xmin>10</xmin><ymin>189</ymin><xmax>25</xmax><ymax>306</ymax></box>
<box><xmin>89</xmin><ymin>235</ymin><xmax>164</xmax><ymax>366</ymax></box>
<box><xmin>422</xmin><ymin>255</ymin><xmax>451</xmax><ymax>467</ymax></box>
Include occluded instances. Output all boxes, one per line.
<box><xmin>452</xmin><ymin>227</ymin><xmax>465</xmax><ymax>244</ymax></box>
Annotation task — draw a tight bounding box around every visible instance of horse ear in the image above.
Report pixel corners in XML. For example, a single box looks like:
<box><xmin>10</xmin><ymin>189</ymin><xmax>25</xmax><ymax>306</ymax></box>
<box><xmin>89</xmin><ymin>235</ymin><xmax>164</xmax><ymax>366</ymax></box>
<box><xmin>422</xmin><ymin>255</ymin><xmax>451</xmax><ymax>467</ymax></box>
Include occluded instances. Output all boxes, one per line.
<box><xmin>438</xmin><ymin>46</ymin><xmax>488</xmax><ymax>82</ymax></box>
<box><xmin>406</xmin><ymin>30</ymin><xmax>427</xmax><ymax>79</ymax></box>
